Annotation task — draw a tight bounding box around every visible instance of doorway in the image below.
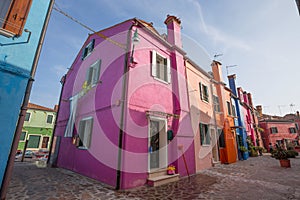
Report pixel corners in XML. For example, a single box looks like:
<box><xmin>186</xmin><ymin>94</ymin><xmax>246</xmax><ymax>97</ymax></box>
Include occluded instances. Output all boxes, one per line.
<box><xmin>149</xmin><ymin>118</ymin><xmax>167</xmax><ymax>171</ymax></box>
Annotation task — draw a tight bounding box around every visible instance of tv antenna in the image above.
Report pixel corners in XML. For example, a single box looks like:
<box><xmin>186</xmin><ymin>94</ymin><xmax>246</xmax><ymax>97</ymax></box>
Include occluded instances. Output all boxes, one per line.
<box><xmin>226</xmin><ymin>65</ymin><xmax>237</xmax><ymax>75</ymax></box>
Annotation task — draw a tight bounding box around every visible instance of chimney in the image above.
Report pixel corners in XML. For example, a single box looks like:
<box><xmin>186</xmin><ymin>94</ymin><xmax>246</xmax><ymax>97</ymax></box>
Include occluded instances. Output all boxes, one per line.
<box><xmin>297</xmin><ymin>111</ymin><xmax>300</xmax><ymax>118</ymax></box>
<box><xmin>247</xmin><ymin>93</ymin><xmax>253</xmax><ymax>107</ymax></box>
<box><xmin>228</xmin><ymin>74</ymin><xmax>237</xmax><ymax>97</ymax></box>
<box><xmin>54</xmin><ymin>105</ymin><xmax>59</xmax><ymax>112</ymax></box>
<box><xmin>211</xmin><ymin>60</ymin><xmax>223</xmax><ymax>82</ymax></box>
<box><xmin>256</xmin><ymin>105</ymin><xmax>263</xmax><ymax>117</ymax></box>
<box><xmin>164</xmin><ymin>15</ymin><xmax>182</xmax><ymax>48</ymax></box>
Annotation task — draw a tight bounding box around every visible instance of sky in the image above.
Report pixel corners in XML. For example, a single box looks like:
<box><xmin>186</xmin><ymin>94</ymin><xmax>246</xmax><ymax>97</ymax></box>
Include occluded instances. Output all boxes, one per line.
<box><xmin>31</xmin><ymin>0</ymin><xmax>300</xmax><ymax>116</ymax></box>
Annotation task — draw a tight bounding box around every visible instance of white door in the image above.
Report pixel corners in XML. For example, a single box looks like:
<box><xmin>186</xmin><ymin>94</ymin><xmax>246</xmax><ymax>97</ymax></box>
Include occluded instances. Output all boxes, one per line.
<box><xmin>149</xmin><ymin>118</ymin><xmax>167</xmax><ymax>171</ymax></box>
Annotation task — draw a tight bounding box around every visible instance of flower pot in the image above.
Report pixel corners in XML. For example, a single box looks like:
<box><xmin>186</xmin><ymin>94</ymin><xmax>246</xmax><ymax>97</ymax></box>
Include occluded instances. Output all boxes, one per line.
<box><xmin>167</xmin><ymin>169</ymin><xmax>175</xmax><ymax>175</ymax></box>
<box><xmin>279</xmin><ymin>159</ymin><xmax>291</xmax><ymax>168</ymax></box>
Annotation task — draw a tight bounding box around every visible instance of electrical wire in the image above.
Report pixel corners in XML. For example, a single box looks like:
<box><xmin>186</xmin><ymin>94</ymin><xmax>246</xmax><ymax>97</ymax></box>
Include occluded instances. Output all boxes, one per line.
<box><xmin>53</xmin><ymin>4</ymin><xmax>126</xmax><ymax>50</ymax></box>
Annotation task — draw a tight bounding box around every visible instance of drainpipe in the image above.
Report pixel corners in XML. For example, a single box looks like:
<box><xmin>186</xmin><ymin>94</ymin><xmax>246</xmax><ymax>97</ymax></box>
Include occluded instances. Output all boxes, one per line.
<box><xmin>210</xmin><ymin>78</ymin><xmax>220</xmax><ymax>163</ymax></box>
<box><xmin>47</xmin><ymin>74</ymin><xmax>66</xmax><ymax>166</ymax></box>
<box><xmin>116</xmin><ymin>21</ymin><xmax>136</xmax><ymax>190</ymax></box>
<box><xmin>0</xmin><ymin>1</ymin><xmax>54</xmax><ymax>199</ymax></box>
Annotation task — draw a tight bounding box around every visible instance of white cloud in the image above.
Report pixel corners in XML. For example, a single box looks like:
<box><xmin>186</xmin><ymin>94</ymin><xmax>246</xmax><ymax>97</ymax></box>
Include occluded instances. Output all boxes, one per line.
<box><xmin>187</xmin><ymin>0</ymin><xmax>252</xmax><ymax>52</ymax></box>
<box><xmin>51</xmin><ymin>64</ymin><xmax>68</xmax><ymax>78</ymax></box>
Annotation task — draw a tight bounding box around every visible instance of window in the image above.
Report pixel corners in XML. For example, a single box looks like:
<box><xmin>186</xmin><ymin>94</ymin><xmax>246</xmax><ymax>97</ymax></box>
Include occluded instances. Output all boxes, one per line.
<box><xmin>27</xmin><ymin>135</ymin><xmax>41</xmax><ymax>148</ymax></box>
<box><xmin>82</xmin><ymin>39</ymin><xmax>95</xmax><ymax>59</ymax></box>
<box><xmin>25</xmin><ymin>112</ymin><xmax>31</xmax><ymax>121</ymax></box>
<box><xmin>227</xmin><ymin>101</ymin><xmax>232</xmax><ymax>116</ymax></box>
<box><xmin>86</xmin><ymin>60</ymin><xmax>101</xmax><ymax>86</ymax></box>
<box><xmin>151</xmin><ymin>50</ymin><xmax>171</xmax><ymax>83</ymax></box>
<box><xmin>0</xmin><ymin>0</ymin><xmax>32</xmax><ymax>37</ymax></box>
<box><xmin>20</xmin><ymin>131</ymin><xmax>26</xmax><ymax>141</ymax></box>
<box><xmin>232</xmin><ymin>104</ymin><xmax>236</xmax><ymax>117</ymax></box>
<box><xmin>218</xmin><ymin>129</ymin><xmax>225</xmax><ymax>148</ymax></box>
<box><xmin>270</xmin><ymin>127</ymin><xmax>278</xmax><ymax>134</ymax></box>
<box><xmin>78</xmin><ymin>117</ymin><xmax>93</xmax><ymax>149</ymax></box>
<box><xmin>199</xmin><ymin>83</ymin><xmax>209</xmax><ymax>102</ymax></box>
<box><xmin>289</xmin><ymin>127</ymin><xmax>297</xmax><ymax>133</ymax></box>
<box><xmin>295</xmin><ymin>123</ymin><xmax>299</xmax><ymax>130</ymax></box>
<box><xmin>47</xmin><ymin>115</ymin><xmax>53</xmax><ymax>124</ymax></box>
<box><xmin>199</xmin><ymin>123</ymin><xmax>210</xmax><ymax>145</ymax></box>
<box><xmin>213</xmin><ymin>95</ymin><xmax>220</xmax><ymax>112</ymax></box>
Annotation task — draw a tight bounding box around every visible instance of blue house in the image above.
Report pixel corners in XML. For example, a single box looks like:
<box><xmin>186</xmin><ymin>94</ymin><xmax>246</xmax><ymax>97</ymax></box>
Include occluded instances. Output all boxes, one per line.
<box><xmin>228</xmin><ymin>74</ymin><xmax>249</xmax><ymax>160</ymax></box>
<box><xmin>0</xmin><ymin>0</ymin><xmax>53</xmax><ymax>197</ymax></box>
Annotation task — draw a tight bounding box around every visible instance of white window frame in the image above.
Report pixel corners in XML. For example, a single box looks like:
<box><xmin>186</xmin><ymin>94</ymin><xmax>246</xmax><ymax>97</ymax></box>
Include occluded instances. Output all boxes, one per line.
<box><xmin>82</xmin><ymin>39</ymin><xmax>95</xmax><ymax>60</ymax></box>
<box><xmin>27</xmin><ymin>134</ymin><xmax>42</xmax><ymax>149</ymax></box>
<box><xmin>46</xmin><ymin>114</ymin><xmax>53</xmax><ymax>124</ymax></box>
<box><xmin>213</xmin><ymin>95</ymin><xmax>221</xmax><ymax>112</ymax></box>
<box><xmin>199</xmin><ymin>123</ymin><xmax>210</xmax><ymax>146</ymax></box>
<box><xmin>270</xmin><ymin>127</ymin><xmax>278</xmax><ymax>134</ymax></box>
<box><xmin>25</xmin><ymin>112</ymin><xmax>31</xmax><ymax>122</ymax></box>
<box><xmin>78</xmin><ymin>117</ymin><xmax>93</xmax><ymax>149</ymax></box>
<box><xmin>20</xmin><ymin>131</ymin><xmax>27</xmax><ymax>142</ymax></box>
<box><xmin>151</xmin><ymin>50</ymin><xmax>171</xmax><ymax>84</ymax></box>
<box><xmin>86</xmin><ymin>60</ymin><xmax>101</xmax><ymax>87</ymax></box>
<box><xmin>199</xmin><ymin>83</ymin><xmax>209</xmax><ymax>103</ymax></box>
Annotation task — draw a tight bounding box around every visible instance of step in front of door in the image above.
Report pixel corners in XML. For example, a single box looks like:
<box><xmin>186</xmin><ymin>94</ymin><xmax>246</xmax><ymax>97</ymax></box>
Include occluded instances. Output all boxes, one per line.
<box><xmin>147</xmin><ymin>174</ymin><xmax>179</xmax><ymax>187</ymax></box>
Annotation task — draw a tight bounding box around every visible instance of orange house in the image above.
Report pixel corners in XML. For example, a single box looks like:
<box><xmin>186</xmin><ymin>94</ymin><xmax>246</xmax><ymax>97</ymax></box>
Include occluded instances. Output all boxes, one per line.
<box><xmin>211</xmin><ymin>61</ymin><xmax>237</xmax><ymax>164</ymax></box>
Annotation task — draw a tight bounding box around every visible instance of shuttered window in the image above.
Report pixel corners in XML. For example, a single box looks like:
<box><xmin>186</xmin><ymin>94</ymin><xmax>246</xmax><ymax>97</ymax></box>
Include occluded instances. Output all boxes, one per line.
<box><xmin>78</xmin><ymin>117</ymin><xmax>93</xmax><ymax>149</ymax></box>
<box><xmin>27</xmin><ymin>135</ymin><xmax>41</xmax><ymax>148</ymax></box>
<box><xmin>86</xmin><ymin>60</ymin><xmax>101</xmax><ymax>86</ymax></box>
<box><xmin>82</xmin><ymin>39</ymin><xmax>95</xmax><ymax>59</ymax></box>
<box><xmin>199</xmin><ymin>83</ymin><xmax>209</xmax><ymax>102</ymax></box>
<box><xmin>0</xmin><ymin>0</ymin><xmax>32</xmax><ymax>37</ymax></box>
<box><xmin>199</xmin><ymin>123</ymin><xmax>210</xmax><ymax>145</ymax></box>
<box><xmin>151</xmin><ymin>50</ymin><xmax>171</xmax><ymax>83</ymax></box>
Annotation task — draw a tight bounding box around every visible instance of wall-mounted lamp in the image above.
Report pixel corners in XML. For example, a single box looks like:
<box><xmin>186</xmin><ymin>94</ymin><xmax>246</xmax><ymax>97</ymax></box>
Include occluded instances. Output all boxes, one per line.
<box><xmin>130</xmin><ymin>29</ymin><xmax>140</xmax><ymax>67</ymax></box>
<box><xmin>0</xmin><ymin>29</ymin><xmax>31</xmax><ymax>46</ymax></box>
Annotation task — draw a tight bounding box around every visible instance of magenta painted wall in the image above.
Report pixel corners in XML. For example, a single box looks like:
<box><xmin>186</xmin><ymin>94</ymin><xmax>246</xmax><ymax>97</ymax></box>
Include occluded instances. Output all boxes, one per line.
<box><xmin>54</xmin><ymin>17</ymin><xmax>196</xmax><ymax>189</ymax></box>
<box><xmin>55</xmin><ymin>20</ymin><xmax>134</xmax><ymax>188</ymax></box>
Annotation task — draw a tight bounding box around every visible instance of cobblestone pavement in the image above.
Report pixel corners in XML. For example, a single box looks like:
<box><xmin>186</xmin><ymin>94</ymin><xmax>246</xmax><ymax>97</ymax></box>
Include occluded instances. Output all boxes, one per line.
<box><xmin>6</xmin><ymin>155</ymin><xmax>300</xmax><ymax>200</ymax></box>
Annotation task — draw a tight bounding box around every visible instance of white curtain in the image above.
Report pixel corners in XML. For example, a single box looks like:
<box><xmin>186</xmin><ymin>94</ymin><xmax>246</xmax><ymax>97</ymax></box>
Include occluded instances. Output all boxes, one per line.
<box><xmin>64</xmin><ymin>94</ymin><xmax>79</xmax><ymax>137</ymax></box>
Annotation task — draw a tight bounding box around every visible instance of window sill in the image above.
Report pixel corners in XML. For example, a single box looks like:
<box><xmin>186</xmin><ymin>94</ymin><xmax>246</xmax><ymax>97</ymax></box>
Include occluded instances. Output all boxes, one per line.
<box><xmin>0</xmin><ymin>28</ymin><xmax>15</xmax><ymax>38</ymax></box>
<box><xmin>201</xmin><ymin>144</ymin><xmax>211</xmax><ymax>147</ymax></box>
<box><xmin>153</xmin><ymin>77</ymin><xmax>170</xmax><ymax>85</ymax></box>
<box><xmin>77</xmin><ymin>146</ymin><xmax>88</xmax><ymax>150</ymax></box>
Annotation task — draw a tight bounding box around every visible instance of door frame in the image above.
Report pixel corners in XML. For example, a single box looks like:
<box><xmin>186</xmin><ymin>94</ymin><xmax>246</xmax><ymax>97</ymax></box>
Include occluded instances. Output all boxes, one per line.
<box><xmin>148</xmin><ymin>116</ymin><xmax>168</xmax><ymax>172</ymax></box>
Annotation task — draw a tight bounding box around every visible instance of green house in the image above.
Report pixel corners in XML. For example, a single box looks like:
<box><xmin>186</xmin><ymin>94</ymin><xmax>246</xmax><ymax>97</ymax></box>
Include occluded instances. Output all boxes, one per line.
<box><xmin>18</xmin><ymin>103</ymin><xmax>57</xmax><ymax>151</ymax></box>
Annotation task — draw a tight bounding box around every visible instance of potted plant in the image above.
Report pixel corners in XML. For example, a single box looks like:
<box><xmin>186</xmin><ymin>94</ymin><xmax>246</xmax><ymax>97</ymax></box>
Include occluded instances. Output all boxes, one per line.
<box><xmin>271</xmin><ymin>147</ymin><xmax>291</xmax><ymax>168</ymax></box>
<box><xmin>239</xmin><ymin>146</ymin><xmax>248</xmax><ymax>160</ymax></box>
<box><xmin>167</xmin><ymin>165</ymin><xmax>176</xmax><ymax>175</ymax></box>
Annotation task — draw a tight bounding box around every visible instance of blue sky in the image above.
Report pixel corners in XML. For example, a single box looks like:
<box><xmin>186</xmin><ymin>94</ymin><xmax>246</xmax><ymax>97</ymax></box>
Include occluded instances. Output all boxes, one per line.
<box><xmin>31</xmin><ymin>0</ymin><xmax>300</xmax><ymax>116</ymax></box>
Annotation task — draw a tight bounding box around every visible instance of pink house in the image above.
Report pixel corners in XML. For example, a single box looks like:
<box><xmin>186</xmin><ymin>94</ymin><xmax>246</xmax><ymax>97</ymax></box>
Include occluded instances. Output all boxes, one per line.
<box><xmin>52</xmin><ymin>16</ymin><xmax>195</xmax><ymax>189</ymax></box>
<box><xmin>237</xmin><ymin>87</ymin><xmax>258</xmax><ymax>146</ymax></box>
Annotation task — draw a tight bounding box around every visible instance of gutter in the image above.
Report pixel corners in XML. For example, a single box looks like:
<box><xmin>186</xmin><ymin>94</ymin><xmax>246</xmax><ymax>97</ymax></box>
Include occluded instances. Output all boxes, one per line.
<box><xmin>115</xmin><ymin>20</ymin><xmax>136</xmax><ymax>190</ymax></box>
<box><xmin>47</xmin><ymin>75</ymin><xmax>66</xmax><ymax>166</ymax></box>
<box><xmin>0</xmin><ymin>1</ymin><xmax>54</xmax><ymax>199</ymax></box>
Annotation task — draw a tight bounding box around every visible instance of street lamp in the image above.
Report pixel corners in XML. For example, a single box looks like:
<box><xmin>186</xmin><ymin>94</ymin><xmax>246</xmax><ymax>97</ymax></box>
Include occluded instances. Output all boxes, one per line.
<box><xmin>130</xmin><ymin>29</ymin><xmax>140</xmax><ymax>66</ymax></box>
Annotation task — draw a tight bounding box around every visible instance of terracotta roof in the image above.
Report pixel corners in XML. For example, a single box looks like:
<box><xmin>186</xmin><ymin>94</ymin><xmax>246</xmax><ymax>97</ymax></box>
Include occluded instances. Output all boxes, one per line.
<box><xmin>27</xmin><ymin>103</ymin><xmax>57</xmax><ymax>112</ymax></box>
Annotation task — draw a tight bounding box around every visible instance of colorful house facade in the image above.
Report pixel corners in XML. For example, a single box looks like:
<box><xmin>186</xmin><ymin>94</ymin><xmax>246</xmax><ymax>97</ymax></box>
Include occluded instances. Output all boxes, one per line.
<box><xmin>0</xmin><ymin>0</ymin><xmax>54</xmax><ymax>197</ymax></box>
<box><xmin>18</xmin><ymin>103</ymin><xmax>57</xmax><ymax>151</ymax></box>
<box><xmin>228</xmin><ymin>75</ymin><xmax>249</xmax><ymax>160</ymax></box>
<box><xmin>211</xmin><ymin>61</ymin><xmax>237</xmax><ymax>164</ymax></box>
<box><xmin>185</xmin><ymin>59</ymin><xmax>218</xmax><ymax>171</ymax></box>
<box><xmin>53</xmin><ymin>16</ymin><xmax>196</xmax><ymax>189</ymax></box>
<box><xmin>257</xmin><ymin>107</ymin><xmax>299</xmax><ymax>151</ymax></box>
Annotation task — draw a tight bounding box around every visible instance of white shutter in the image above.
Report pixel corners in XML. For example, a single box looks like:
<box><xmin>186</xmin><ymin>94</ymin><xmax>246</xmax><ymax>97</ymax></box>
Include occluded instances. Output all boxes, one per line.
<box><xmin>199</xmin><ymin>83</ymin><xmax>203</xmax><ymax>100</ymax></box>
<box><xmin>151</xmin><ymin>50</ymin><xmax>157</xmax><ymax>77</ymax></box>
<box><xmin>86</xmin><ymin>67</ymin><xmax>93</xmax><ymax>85</ymax></box>
<box><xmin>92</xmin><ymin>60</ymin><xmax>101</xmax><ymax>85</ymax></box>
<box><xmin>166</xmin><ymin>58</ymin><xmax>171</xmax><ymax>83</ymax></box>
<box><xmin>84</xmin><ymin>118</ymin><xmax>93</xmax><ymax>148</ymax></box>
